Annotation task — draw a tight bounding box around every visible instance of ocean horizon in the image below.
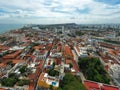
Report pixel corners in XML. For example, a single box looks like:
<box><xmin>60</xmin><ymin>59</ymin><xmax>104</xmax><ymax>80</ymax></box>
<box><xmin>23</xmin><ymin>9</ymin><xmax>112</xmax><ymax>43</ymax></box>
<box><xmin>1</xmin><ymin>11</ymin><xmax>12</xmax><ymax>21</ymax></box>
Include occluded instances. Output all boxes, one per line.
<box><xmin>0</xmin><ymin>24</ymin><xmax>24</xmax><ymax>34</ymax></box>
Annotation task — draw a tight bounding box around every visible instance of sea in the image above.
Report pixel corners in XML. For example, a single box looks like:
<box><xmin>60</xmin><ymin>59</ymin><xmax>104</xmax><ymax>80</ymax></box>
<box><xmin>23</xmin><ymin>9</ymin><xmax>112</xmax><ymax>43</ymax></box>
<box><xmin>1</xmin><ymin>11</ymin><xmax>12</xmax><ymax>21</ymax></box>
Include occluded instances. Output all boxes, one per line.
<box><xmin>0</xmin><ymin>24</ymin><xmax>24</xmax><ymax>34</ymax></box>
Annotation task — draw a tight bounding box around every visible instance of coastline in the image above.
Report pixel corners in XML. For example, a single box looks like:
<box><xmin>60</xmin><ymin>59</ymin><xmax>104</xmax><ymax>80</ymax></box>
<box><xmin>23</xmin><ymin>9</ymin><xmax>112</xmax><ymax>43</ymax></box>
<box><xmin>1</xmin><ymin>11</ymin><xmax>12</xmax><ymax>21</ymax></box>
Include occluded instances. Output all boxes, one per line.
<box><xmin>0</xmin><ymin>24</ymin><xmax>24</xmax><ymax>34</ymax></box>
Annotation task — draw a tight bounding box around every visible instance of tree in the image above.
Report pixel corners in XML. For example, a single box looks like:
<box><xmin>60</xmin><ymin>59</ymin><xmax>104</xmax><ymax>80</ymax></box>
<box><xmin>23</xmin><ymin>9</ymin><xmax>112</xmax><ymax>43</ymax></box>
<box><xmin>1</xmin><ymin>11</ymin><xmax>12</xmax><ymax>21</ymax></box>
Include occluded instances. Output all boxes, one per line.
<box><xmin>63</xmin><ymin>81</ymin><xmax>86</xmax><ymax>90</ymax></box>
<box><xmin>75</xmin><ymin>31</ymin><xmax>84</xmax><ymax>36</ymax></box>
<box><xmin>78</xmin><ymin>57</ymin><xmax>110</xmax><ymax>84</ymax></box>
<box><xmin>61</xmin><ymin>73</ymin><xmax>75</xmax><ymax>87</ymax></box>
<box><xmin>58</xmin><ymin>31</ymin><xmax>62</xmax><ymax>34</ymax></box>
<box><xmin>17</xmin><ymin>79</ymin><xmax>30</xmax><ymax>86</ymax></box>
<box><xmin>52</xmin><ymin>62</ymin><xmax>55</xmax><ymax>68</ymax></box>
<box><xmin>49</xmin><ymin>85</ymin><xmax>53</xmax><ymax>90</ymax></box>
<box><xmin>8</xmin><ymin>73</ymin><xmax>16</xmax><ymax>78</ymax></box>
<box><xmin>1</xmin><ymin>77</ymin><xmax>17</xmax><ymax>87</ymax></box>
<box><xmin>48</xmin><ymin>69</ymin><xmax>59</xmax><ymax>76</ymax></box>
<box><xmin>60</xmin><ymin>73</ymin><xmax>86</xmax><ymax>90</ymax></box>
<box><xmin>57</xmin><ymin>87</ymin><xmax>63</xmax><ymax>90</ymax></box>
<box><xmin>69</xmin><ymin>63</ymin><xmax>73</xmax><ymax>68</ymax></box>
<box><xmin>19</xmin><ymin>66</ymin><xmax>27</xmax><ymax>73</ymax></box>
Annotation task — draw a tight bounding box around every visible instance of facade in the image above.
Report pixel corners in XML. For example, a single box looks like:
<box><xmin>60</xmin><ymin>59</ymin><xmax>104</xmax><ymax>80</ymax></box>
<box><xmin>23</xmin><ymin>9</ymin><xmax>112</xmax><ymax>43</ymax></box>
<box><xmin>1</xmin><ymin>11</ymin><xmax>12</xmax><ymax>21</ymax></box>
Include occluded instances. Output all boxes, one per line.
<box><xmin>74</xmin><ymin>46</ymin><xmax>88</xmax><ymax>58</ymax></box>
<box><xmin>37</xmin><ymin>50</ymin><xmax>48</xmax><ymax>60</ymax></box>
<box><xmin>109</xmin><ymin>64</ymin><xmax>120</xmax><ymax>87</ymax></box>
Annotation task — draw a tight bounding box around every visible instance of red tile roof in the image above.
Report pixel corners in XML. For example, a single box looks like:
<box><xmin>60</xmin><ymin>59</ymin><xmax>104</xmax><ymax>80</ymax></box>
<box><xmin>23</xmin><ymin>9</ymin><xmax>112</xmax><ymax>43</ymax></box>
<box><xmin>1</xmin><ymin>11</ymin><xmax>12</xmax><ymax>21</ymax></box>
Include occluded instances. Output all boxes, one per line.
<box><xmin>84</xmin><ymin>80</ymin><xmax>100</xmax><ymax>90</ymax></box>
<box><xmin>28</xmin><ymin>61</ymin><xmax>44</xmax><ymax>90</ymax></box>
<box><xmin>84</xmin><ymin>80</ymin><xmax>120</xmax><ymax>90</ymax></box>
<box><xmin>12</xmin><ymin>59</ymin><xmax>24</xmax><ymax>64</ymax></box>
<box><xmin>37</xmin><ymin>60</ymin><xmax>44</xmax><ymax>69</ymax></box>
<box><xmin>0</xmin><ymin>63</ymin><xmax>6</xmax><ymax>68</ymax></box>
<box><xmin>34</xmin><ymin>45</ymin><xmax>44</xmax><ymax>50</ymax></box>
<box><xmin>64</xmin><ymin>45</ymin><xmax>73</xmax><ymax>59</ymax></box>
<box><xmin>66</xmin><ymin>59</ymin><xmax>72</xmax><ymax>64</ymax></box>
<box><xmin>66</xmin><ymin>59</ymin><xmax>80</xmax><ymax>72</ymax></box>
<box><xmin>104</xmin><ymin>85</ymin><xmax>120</xmax><ymax>90</ymax></box>
<box><xmin>38</xmin><ymin>72</ymin><xmax>45</xmax><ymax>81</ymax></box>
<box><xmin>76</xmin><ymin>46</ymin><xmax>80</xmax><ymax>52</ymax></box>
<box><xmin>3</xmin><ymin>50</ymin><xmax>22</xmax><ymax>59</ymax></box>
<box><xmin>29</xmin><ymin>82</ymin><xmax>35</xmax><ymax>90</ymax></box>
<box><xmin>98</xmin><ymin>42</ymin><xmax>120</xmax><ymax>50</ymax></box>
<box><xmin>0</xmin><ymin>88</ymin><xmax>7</xmax><ymax>90</ymax></box>
<box><xmin>0</xmin><ymin>45</ymin><xmax>9</xmax><ymax>50</ymax></box>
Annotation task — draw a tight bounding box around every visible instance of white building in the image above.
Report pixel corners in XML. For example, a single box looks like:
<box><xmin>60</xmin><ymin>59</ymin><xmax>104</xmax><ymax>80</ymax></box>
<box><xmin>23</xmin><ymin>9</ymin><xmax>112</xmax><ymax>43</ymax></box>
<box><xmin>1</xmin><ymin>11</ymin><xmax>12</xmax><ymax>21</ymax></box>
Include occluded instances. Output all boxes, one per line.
<box><xmin>8</xmin><ymin>33</ymin><xmax>23</xmax><ymax>42</ymax></box>
<box><xmin>34</xmin><ymin>50</ymin><xmax>48</xmax><ymax>60</ymax></box>
<box><xmin>104</xmin><ymin>32</ymin><xmax>116</xmax><ymax>39</ymax></box>
<box><xmin>109</xmin><ymin>64</ymin><xmax>120</xmax><ymax>87</ymax></box>
<box><xmin>74</xmin><ymin>46</ymin><xmax>88</xmax><ymax>58</ymax></box>
<box><xmin>9</xmin><ymin>46</ymin><xmax>25</xmax><ymax>50</ymax></box>
<box><xmin>50</xmin><ymin>52</ymin><xmax>62</xmax><ymax>58</ymax></box>
<box><xmin>40</xmin><ymin>73</ymin><xmax>59</xmax><ymax>87</ymax></box>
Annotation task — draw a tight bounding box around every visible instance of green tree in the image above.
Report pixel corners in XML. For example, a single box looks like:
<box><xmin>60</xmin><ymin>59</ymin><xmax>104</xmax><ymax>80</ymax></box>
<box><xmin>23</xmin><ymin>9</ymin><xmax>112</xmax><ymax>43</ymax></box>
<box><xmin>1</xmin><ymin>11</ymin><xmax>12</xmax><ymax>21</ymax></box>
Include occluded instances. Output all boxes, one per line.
<box><xmin>75</xmin><ymin>31</ymin><xmax>84</xmax><ymax>36</ymax></box>
<box><xmin>8</xmin><ymin>73</ymin><xmax>17</xmax><ymax>78</ymax></box>
<box><xmin>49</xmin><ymin>85</ymin><xmax>53</xmax><ymax>90</ymax></box>
<box><xmin>69</xmin><ymin>63</ymin><xmax>73</xmax><ymax>68</ymax></box>
<box><xmin>48</xmin><ymin>69</ymin><xmax>59</xmax><ymax>76</ymax></box>
<box><xmin>52</xmin><ymin>62</ymin><xmax>55</xmax><ymax>68</ymax></box>
<box><xmin>1</xmin><ymin>77</ymin><xmax>17</xmax><ymax>87</ymax></box>
<box><xmin>78</xmin><ymin>57</ymin><xmax>110</xmax><ymax>84</ymax></box>
<box><xmin>60</xmin><ymin>73</ymin><xmax>86</xmax><ymax>90</ymax></box>
<box><xmin>17</xmin><ymin>79</ymin><xmax>30</xmax><ymax>86</ymax></box>
<box><xmin>19</xmin><ymin>66</ymin><xmax>27</xmax><ymax>73</ymax></box>
<box><xmin>57</xmin><ymin>87</ymin><xmax>63</xmax><ymax>90</ymax></box>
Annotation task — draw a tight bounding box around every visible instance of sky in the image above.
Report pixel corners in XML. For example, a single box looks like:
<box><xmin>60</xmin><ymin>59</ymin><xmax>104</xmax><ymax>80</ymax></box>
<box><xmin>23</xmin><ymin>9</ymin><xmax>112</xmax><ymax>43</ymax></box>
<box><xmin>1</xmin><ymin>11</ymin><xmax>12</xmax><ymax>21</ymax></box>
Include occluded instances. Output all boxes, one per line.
<box><xmin>0</xmin><ymin>0</ymin><xmax>120</xmax><ymax>24</ymax></box>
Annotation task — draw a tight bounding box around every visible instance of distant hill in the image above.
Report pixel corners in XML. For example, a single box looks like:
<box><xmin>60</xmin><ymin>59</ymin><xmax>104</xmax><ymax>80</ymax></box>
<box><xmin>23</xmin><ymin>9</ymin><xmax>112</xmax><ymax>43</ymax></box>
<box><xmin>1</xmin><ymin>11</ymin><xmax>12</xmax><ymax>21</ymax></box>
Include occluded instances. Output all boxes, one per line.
<box><xmin>31</xmin><ymin>23</ymin><xmax>77</xmax><ymax>27</ymax></box>
<box><xmin>30</xmin><ymin>23</ymin><xmax>79</xmax><ymax>29</ymax></box>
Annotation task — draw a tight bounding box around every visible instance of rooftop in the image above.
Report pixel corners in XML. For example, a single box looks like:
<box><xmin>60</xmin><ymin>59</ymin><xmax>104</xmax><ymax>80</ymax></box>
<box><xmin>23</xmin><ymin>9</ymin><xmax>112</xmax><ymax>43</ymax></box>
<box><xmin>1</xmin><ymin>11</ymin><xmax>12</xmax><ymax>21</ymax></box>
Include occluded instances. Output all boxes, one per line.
<box><xmin>84</xmin><ymin>80</ymin><xmax>120</xmax><ymax>90</ymax></box>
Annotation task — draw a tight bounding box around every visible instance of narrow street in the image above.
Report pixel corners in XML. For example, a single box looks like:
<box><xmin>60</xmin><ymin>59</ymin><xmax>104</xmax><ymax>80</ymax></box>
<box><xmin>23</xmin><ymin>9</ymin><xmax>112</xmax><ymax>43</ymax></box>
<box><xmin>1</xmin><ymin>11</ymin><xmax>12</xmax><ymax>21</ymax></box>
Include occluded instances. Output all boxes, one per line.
<box><xmin>72</xmin><ymin>50</ymin><xmax>78</xmax><ymax>62</ymax></box>
<box><xmin>72</xmin><ymin>50</ymin><xmax>86</xmax><ymax>83</ymax></box>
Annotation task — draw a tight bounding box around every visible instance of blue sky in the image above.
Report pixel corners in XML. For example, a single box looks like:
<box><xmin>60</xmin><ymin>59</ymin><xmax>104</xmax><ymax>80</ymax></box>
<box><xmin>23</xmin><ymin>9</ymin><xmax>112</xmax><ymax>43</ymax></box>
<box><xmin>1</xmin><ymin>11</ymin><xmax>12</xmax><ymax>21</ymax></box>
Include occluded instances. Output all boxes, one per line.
<box><xmin>0</xmin><ymin>0</ymin><xmax>120</xmax><ymax>24</ymax></box>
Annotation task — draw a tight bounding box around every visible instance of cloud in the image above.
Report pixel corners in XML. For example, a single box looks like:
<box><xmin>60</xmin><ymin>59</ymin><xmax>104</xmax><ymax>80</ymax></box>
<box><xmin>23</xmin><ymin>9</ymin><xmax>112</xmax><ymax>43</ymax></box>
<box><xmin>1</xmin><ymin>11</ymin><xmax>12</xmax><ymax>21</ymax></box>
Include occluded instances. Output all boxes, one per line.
<box><xmin>0</xmin><ymin>0</ymin><xmax>120</xmax><ymax>24</ymax></box>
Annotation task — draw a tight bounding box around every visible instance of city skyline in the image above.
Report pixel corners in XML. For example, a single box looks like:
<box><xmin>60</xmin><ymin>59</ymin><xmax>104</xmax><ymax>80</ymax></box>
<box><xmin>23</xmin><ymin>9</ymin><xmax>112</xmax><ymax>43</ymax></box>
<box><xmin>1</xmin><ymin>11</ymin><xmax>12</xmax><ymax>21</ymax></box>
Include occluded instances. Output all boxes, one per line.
<box><xmin>0</xmin><ymin>0</ymin><xmax>120</xmax><ymax>24</ymax></box>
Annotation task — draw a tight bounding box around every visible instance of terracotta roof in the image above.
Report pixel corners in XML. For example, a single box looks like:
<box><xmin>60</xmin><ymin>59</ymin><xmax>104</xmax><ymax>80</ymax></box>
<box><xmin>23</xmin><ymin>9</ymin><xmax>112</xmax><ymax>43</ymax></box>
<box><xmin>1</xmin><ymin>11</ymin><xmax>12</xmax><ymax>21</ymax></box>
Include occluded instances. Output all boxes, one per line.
<box><xmin>34</xmin><ymin>45</ymin><xmax>44</xmax><ymax>50</ymax></box>
<box><xmin>57</xmin><ymin>45</ymin><xmax>62</xmax><ymax>52</ymax></box>
<box><xmin>28</xmin><ymin>63</ymin><xmax>43</xmax><ymax>90</ymax></box>
<box><xmin>0</xmin><ymin>45</ymin><xmax>9</xmax><ymax>50</ymax></box>
<box><xmin>64</xmin><ymin>45</ymin><xmax>73</xmax><ymax>59</ymax></box>
<box><xmin>84</xmin><ymin>80</ymin><xmax>99</xmax><ymax>90</ymax></box>
<box><xmin>0</xmin><ymin>88</ymin><xmax>7</xmax><ymax>90</ymax></box>
<box><xmin>38</xmin><ymin>72</ymin><xmax>45</xmax><ymax>81</ymax></box>
<box><xmin>105</xmin><ymin>65</ymin><xmax>109</xmax><ymax>71</ymax></box>
<box><xmin>108</xmin><ymin>49</ymin><xmax>120</xmax><ymax>56</ymax></box>
<box><xmin>29</xmin><ymin>82</ymin><xmax>35</xmax><ymax>90</ymax></box>
<box><xmin>28</xmin><ymin>68</ymin><xmax>41</xmax><ymax>80</ymax></box>
<box><xmin>57</xmin><ymin>59</ymin><xmax>61</xmax><ymax>65</ymax></box>
<box><xmin>3</xmin><ymin>50</ymin><xmax>22</xmax><ymax>59</ymax></box>
<box><xmin>66</xmin><ymin>59</ymin><xmax>80</xmax><ymax>72</ymax></box>
<box><xmin>103</xmin><ymin>85</ymin><xmax>120</xmax><ymax>90</ymax></box>
<box><xmin>37</xmin><ymin>60</ymin><xmax>44</xmax><ymax>69</ymax></box>
<box><xmin>66</xmin><ymin>59</ymin><xmax>72</xmax><ymax>64</ymax></box>
<box><xmin>84</xmin><ymin>80</ymin><xmax>120</xmax><ymax>90</ymax></box>
<box><xmin>46</xmin><ymin>43</ymin><xmax>52</xmax><ymax>50</ymax></box>
<box><xmin>99</xmin><ymin>42</ymin><xmax>120</xmax><ymax>49</ymax></box>
<box><xmin>76</xmin><ymin>46</ymin><xmax>80</xmax><ymax>52</ymax></box>
<box><xmin>12</xmin><ymin>59</ymin><xmax>24</xmax><ymax>64</ymax></box>
<box><xmin>101</xmin><ymin>57</ymin><xmax>119</xmax><ymax>65</ymax></box>
<box><xmin>0</xmin><ymin>63</ymin><xmax>6</xmax><ymax>68</ymax></box>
